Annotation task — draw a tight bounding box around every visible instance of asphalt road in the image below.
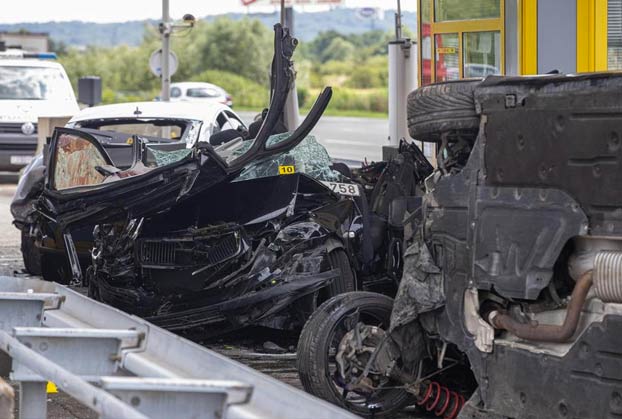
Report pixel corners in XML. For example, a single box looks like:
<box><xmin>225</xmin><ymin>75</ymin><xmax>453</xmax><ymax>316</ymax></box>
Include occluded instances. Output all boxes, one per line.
<box><xmin>0</xmin><ymin>183</ymin><xmax>22</xmax><ymax>277</ymax></box>
<box><xmin>238</xmin><ymin>111</ymin><xmax>388</xmax><ymax>165</ymax></box>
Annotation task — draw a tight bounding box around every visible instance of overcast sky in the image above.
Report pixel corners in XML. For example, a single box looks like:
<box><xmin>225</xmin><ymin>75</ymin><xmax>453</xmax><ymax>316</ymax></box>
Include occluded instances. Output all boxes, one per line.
<box><xmin>0</xmin><ymin>1</ymin><xmax>417</xmax><ymax>24</ymax></box>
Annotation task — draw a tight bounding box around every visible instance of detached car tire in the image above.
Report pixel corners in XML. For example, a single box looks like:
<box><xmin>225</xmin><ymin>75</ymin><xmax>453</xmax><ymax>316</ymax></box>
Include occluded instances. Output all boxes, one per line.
<box><xmin>407</xmin><ymin>79</ymin><xmax>481</xmax><ymax>142</ymax></box>
<box><xmin>21</xmin><ymin>229</ymin><xmax>42</xmax><ymax>275</ymax></box>
<box><xmin>297</xmin><ymin>292</ymin><xmax>411</xmax><ymax>418</ymax></box>
<box><xmin>41</xmin><ymin>254</ymin><xmax>70</xmax><ymax>284</ymax></box>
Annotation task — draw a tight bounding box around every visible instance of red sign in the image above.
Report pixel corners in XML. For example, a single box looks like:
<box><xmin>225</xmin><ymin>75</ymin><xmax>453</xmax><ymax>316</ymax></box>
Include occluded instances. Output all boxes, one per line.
<box><xmin>242</xmin><ymin>0</ymin><xmax>344</xmax><ymax>5</ymax></box>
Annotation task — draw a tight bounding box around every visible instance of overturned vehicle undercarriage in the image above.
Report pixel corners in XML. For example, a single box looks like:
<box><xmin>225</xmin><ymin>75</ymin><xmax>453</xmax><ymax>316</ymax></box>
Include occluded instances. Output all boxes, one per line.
<box><xmin>296</xmin><ymin>73</ymin><xmax>622</xmax><ymax>419</ymax></box>
<box><xmin>33</xmin><ymin>24</ymin><xmax>433</xmax><ymax>337</ymax></box>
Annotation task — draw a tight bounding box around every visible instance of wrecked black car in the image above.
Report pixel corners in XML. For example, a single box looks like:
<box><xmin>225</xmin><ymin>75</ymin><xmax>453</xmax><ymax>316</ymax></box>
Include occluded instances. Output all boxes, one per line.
<box><xmin>12</xmin><ymin>99</ymin><xmax>247</xmax><ymax>281</ymax></box>
<box><xmin>297</xmin><ymin>73</ymin><xmax>622</xmax><ymax>419</ymax></box>
<box><xmin>33</xmin><ymin>24</ymin><xmax>432</xmax><ymax>337</ymax></box>
<box><xmin>88</xmin><ymin>149</ymin><xmax>357</xmax><ymax>334</ymax></box>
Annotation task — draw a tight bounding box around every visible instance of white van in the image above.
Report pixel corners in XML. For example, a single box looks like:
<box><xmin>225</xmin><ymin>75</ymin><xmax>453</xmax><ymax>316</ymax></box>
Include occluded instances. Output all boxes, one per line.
<box><xmin>0</xmin><ymin>50</ymin><xmax>79</xmax><ymax>172</ymax></box>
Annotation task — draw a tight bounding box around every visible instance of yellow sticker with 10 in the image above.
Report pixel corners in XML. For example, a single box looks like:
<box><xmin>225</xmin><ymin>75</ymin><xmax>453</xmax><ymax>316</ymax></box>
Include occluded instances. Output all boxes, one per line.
<box><xmin>278</xmin><ymin>165</ymin><xmax>295</xmax><ymax>175</ymax></box>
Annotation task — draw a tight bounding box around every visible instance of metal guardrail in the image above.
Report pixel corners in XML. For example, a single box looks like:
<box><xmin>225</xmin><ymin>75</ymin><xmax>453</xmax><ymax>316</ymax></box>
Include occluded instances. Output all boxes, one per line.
<box><xmin>0</xmin><ymin>276</ymin><xmax>359</xmax><ymax>419</ymax></box>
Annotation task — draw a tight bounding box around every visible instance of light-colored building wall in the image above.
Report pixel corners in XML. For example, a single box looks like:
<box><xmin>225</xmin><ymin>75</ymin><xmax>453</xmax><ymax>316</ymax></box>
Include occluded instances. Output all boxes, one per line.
<box><xmin>0</xmin><ymin>32</ymin><xmax>49</xmax><ymax>53</ymax></box>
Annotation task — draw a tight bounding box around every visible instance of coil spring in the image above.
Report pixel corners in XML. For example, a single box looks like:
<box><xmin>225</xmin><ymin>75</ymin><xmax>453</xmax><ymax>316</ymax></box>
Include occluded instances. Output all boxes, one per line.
<box><xmin>415</xmin><ymin>381</ymin><xmax>465</xmax><ymax>419</ymax></box>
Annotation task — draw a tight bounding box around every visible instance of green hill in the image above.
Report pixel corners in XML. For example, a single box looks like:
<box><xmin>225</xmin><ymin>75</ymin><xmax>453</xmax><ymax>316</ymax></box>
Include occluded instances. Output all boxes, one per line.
<box><xmin>0</xmin><ymin>9</ymin><xmax>417</xmax><ymax>48</ymax></box>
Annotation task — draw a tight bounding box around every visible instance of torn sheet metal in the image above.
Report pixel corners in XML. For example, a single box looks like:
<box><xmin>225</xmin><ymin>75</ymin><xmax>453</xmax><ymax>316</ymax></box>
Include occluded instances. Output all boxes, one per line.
<box><xmin>86</xmin><ymin>171</ymin><xmax>356</xmax><ymax>336</ymax></box>
<box><xmin>390</xmin><ymin>237</ymin><xmax>445</xmax><ymax>332</ymax></box>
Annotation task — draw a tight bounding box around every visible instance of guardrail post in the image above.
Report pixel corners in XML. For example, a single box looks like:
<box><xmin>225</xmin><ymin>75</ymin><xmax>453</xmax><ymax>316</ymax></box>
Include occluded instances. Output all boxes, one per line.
<box><xmin>0</xmin><ymin>292</ymin><xmax>62</xmax><ymax>376</ymax></box>
<box><xmin>0</xmin><ymin>276</ymin><xmax>357</xmax><ymax>419</ymax></box>
<box><xmin>0</xmin><ymin>377</ymin><xmax>14</xmax><ymax>419</ymax></box>
<box><xmin>10</xmin><ymin>328</ymin><xmax>141</xmax><ymax>383</ymax></box>
<box><xmin>100</xmin><ymin>377</ymin><xmax>253</xmax><ymax>419</ymax></box>
<box><xmin>19</xmin><ymin>381</ymin><xmax>46</xmax><ymax>419</ymax></box>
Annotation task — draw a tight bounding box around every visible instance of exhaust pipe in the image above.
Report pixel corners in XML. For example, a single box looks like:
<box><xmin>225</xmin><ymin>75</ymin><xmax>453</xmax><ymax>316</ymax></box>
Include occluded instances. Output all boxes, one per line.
<box><xmin>488</xmin><ymin>271</ymin><xmax>593</xmax><ymax>343</ymax></box>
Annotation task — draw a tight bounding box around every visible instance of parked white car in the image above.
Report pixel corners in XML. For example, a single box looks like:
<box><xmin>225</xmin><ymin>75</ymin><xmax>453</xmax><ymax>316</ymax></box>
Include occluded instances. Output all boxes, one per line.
<box><xmin>170</xmin><ymin>82</ymin><xmax>233</xmax><ymax>107</ymax></box>
<box><xmin>0</xmin><ymin>50</ymin><xmax>79</xmax><ymax>172</ymax></box>
<box><xmin>67</xmin><ymin>100</ymin><xmax>245</xmax><ymax>147</ymax></box>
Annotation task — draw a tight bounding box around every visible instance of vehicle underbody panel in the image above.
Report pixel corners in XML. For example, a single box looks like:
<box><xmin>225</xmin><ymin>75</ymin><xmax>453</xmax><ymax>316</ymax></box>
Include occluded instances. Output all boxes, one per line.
<box><xmin>482</xmin><ymin>314</ymin><xmax>622</xmax><ymax>418</ymax></box>
<box><xmin>423</xmin><ymin>74</ymin><xmax>622</xmax><ymax>419</ymax></box>
<box><xmin>365</xmin><ymin>73</ymin><xmax>622</xmax><ymax>419</ymax></box>
<box><xmin>479</xmin><ymin>74</ymin><xmax>622</xmax><ymax>236</ymax></box>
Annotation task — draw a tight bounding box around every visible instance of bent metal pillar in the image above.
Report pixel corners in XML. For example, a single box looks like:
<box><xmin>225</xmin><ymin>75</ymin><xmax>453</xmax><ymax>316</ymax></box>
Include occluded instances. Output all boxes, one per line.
<box><xmin>282</xmin><ymin>6</ymin><xmax>300</xmax><ymax>131</ymax></box>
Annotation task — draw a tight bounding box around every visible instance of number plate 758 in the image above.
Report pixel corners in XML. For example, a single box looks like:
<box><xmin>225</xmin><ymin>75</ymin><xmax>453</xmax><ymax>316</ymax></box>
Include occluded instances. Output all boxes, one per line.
<box><xmin>321</xmin><ymin>181</ymin><xmax>360</xmax><ymax>196</ymax></box>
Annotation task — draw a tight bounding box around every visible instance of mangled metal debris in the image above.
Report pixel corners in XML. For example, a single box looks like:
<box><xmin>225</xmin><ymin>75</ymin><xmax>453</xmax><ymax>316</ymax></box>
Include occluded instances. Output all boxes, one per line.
<box><xmin>296</xmin><ymin>73</ymin><xmax>622</xmax><ymax>419</ymax></box>
<box><xmin>21</xmin><ymin>23</ymin><xmax>433</xmax><ymax>340</ymax></box>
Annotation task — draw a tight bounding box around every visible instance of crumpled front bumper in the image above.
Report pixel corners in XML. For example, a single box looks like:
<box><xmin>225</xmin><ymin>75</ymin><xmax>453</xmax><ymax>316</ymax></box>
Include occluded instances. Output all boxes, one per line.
<box><xmin>95</xmin><ymin>268</ymin><xmax>339</xmax><ymax>335</ymax></box>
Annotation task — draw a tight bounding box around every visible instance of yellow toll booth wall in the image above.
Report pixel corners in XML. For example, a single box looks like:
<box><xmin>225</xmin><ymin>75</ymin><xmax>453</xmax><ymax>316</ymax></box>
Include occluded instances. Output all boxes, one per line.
<box><xmin>419</xmin><ymin>0</ymin><xmax>617</xmax><ymax>85</ymax></box>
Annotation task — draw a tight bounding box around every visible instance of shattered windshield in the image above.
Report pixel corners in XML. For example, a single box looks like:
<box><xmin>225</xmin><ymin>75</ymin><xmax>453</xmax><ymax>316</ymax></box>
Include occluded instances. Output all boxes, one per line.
<box><xmin>234</xmin><ymin>133</ymin><xmax>342</xmax><ymax>182</ymax></box>
<box><xmin>0</xmin><ymin>66</ymin><xmax>71</xmax><ymax>100</ymax></box>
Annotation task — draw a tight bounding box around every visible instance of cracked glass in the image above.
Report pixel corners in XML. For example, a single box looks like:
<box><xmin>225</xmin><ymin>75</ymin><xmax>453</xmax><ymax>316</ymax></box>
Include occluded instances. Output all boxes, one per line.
<box><xmin>234</xmin><ymin>134</ymin><xmax>342</xmax><ymax>182</ymax></box>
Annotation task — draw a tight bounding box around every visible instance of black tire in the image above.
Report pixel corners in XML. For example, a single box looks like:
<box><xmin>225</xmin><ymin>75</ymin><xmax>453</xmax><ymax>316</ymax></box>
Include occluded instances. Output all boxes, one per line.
<box><xmin>326</xmin><ymin>249</ymin><xmax>356</xmax><ymax>296</ymax></box>
<box><xmin>297</xmin><ymin>292</ymin><xmax>411</xmax><ymax>418</ymax></box>
<box><xmin>407</xmin><ymin>79</ymin><xmax>481</xmax><ymax>142</ymax></box>
<box><xmin>21</xmin><ymin>228</ymin><xmax>42</xmax><ymax>275</ymax></box>
<box><xmin>41</xmin><ymin>254</ymin><xmax>70</xmax><ymax>284</ymax></box>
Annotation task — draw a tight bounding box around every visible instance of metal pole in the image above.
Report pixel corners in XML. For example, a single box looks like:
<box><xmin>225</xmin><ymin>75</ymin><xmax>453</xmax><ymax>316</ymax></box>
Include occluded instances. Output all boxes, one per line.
<box><xmin>385</xmin><ymin>0</ymin><xmax>417</xmax><ymax>158</ymax></box>
<box><xmin>161</xmin><ymin>0</ymin><xmax>171</xmax><ymax>101</ymax></box>
<box><xmin>395</xmin><ymin>0</ymin><xmax>402</xmax><ymax>40</ymax></box>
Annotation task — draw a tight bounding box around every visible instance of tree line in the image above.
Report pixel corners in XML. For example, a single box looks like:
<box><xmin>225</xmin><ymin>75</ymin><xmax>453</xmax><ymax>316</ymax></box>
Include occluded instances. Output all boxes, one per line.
<box><xmin>58</xmin><ymin>17</ymin><xmax>411</xmax><ymax>114</ymax></box>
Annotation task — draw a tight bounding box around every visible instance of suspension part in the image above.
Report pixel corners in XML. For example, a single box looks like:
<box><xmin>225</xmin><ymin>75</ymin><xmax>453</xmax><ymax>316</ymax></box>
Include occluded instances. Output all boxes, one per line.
<box><xmin>489</xmin><ymin>270</ymin><xmax>593</xmax><ymax>342</ymax></box>
<box><xmin>415</xmin><ymin>381</ymin><xmax>465</xmax><ymax>419</ymax></box>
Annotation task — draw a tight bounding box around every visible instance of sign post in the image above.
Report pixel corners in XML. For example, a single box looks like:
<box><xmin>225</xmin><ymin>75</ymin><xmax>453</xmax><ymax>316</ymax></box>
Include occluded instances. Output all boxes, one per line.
<box><xmin>157</xmin><ymin>1</ymin><xmax>195</xmax><ymax>102</ymax></box>
<box><xmin>160</xmin><ymin>0</ymin><xmax>172</xmax><ymax>101</ymax></box>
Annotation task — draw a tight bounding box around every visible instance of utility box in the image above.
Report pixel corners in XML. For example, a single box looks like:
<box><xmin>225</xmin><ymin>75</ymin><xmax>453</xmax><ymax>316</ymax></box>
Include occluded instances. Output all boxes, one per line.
<box><xmin>78</xmin><ymin>76</ymin><xmax>102</xmax><ymax>107</ymax></box>
<box><xmin>37</xmin><ymin>116</ymin><xmax>72</xmax><ymax>154</ymax></box>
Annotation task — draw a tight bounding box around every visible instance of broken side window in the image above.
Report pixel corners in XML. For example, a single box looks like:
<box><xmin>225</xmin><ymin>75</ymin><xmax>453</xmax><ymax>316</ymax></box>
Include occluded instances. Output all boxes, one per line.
<box><xmin>146</xmin><ymin>146</ymin><xmax>193</xmax><ymax>167</ymax></box>
<box><xmin>53</xmin><ymin>132</ymin><xmax>109</xmax><ymax>190</ymax></box>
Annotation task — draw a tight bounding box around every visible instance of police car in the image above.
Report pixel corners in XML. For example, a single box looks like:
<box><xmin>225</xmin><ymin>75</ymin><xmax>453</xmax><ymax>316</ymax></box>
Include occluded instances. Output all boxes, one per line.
<box><xmin>0</xmin><ymin>47</ymin><xmax>79</xmax><ymax>172</ymax></box>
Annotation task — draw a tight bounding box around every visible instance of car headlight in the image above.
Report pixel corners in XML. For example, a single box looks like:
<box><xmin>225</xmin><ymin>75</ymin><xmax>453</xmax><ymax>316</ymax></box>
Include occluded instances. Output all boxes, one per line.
<box><xmin>21</xmin><ymin>122</ymin><xmax>35</xmax><ymax>136</ymax></box>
